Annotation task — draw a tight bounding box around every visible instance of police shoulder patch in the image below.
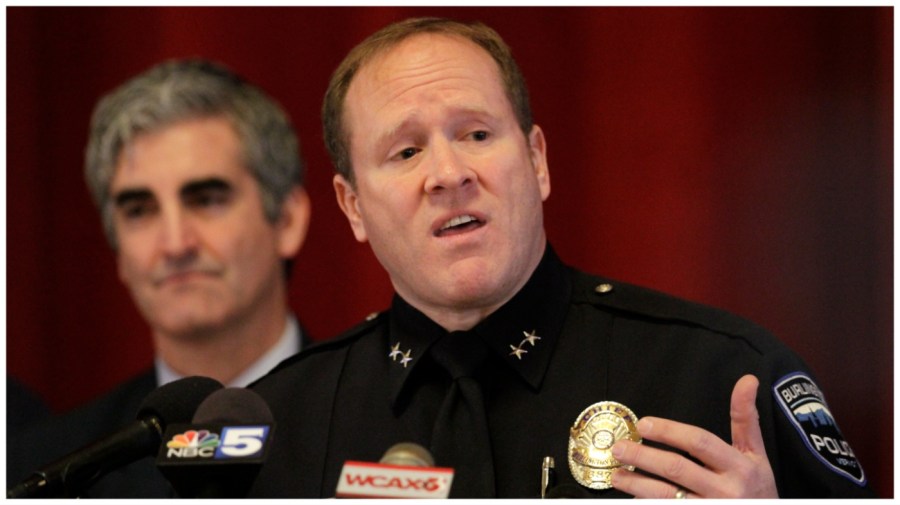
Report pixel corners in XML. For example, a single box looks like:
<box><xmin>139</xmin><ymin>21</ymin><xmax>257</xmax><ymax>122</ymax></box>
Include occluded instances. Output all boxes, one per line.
<box><xmin>773</xmin><ymin>372</ymin><xmax>866</xmax><ymax>485</ymax></box>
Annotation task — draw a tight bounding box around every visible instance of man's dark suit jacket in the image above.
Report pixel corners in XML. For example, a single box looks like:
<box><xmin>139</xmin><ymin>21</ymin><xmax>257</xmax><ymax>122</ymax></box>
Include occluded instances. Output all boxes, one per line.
<box><xmin>7</xmin><ymin>326</ymin><xmax>307</xmax><ymax>497</ymax></box>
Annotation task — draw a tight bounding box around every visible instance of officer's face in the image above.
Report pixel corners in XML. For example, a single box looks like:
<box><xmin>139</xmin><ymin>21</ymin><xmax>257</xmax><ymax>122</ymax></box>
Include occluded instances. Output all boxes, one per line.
<box><xmin>334</xmin><ymin>34</ymin><xmax>550</xmax><ymax>328</ymax></box>
<box><xmin>111</xmin><ymin>116</ymin><xmax>308</xmax><ymax>339</ymax></box>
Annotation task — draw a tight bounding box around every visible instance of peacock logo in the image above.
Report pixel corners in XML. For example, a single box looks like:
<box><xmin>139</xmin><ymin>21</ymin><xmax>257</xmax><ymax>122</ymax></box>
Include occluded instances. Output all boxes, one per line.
<box><xmin>165</xmin><ymin>429</ymin><xmax>220</xmax><ymax>458</ymax></box>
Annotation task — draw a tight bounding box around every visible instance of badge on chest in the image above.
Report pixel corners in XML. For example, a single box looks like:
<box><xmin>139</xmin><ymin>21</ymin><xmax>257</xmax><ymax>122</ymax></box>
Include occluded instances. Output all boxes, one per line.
<box><xmin>568</xmin><ymin>401</ymin><xmax>641</xmax><ymax>490</ymax></box>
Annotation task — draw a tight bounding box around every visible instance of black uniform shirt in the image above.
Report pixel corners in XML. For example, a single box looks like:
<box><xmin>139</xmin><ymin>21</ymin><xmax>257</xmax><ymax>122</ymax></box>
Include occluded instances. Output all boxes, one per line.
<box><xmin>248</xmin><ymin>245</ymin><xmax>874</xmax><ymax>498</ymax></box>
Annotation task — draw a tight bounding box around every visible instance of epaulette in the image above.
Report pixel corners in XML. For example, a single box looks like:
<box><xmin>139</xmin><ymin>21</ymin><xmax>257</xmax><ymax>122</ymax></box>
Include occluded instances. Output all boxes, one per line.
<box><xmin>568</xmin><ymin>267</ymin><xmax>782</xmax><ymax>355</ymax></box>
<box><xmin>263</xmin><ymin>310</ymin><xmax>387</xmax><ymax>376</ymax></box>
<box><xmin>326</xmin><ymin>310</ymin><xmax>388</xmax><ymax>345</ymax></box>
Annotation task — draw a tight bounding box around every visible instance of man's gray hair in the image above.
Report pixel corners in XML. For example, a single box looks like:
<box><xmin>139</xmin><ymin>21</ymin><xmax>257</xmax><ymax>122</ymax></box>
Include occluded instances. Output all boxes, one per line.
<box><xmin>85</xmin><ymin>59</ymin><xmax>303</xmax><ymax>248</ymax></box>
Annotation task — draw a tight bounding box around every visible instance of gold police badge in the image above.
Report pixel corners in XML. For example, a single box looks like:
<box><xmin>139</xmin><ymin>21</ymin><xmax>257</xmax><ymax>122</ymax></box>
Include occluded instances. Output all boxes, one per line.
<box><xmin>568</xmin><ymin>401</ymin><xmax>641</xmax><ymax>490</ymax></box>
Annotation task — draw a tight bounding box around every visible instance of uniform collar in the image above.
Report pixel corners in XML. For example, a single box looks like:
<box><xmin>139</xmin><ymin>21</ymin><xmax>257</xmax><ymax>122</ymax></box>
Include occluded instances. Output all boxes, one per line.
<box><xmin>387</xmin><ymin>244</ymin><xmax>572</xmax><ymax>409</ymax></box>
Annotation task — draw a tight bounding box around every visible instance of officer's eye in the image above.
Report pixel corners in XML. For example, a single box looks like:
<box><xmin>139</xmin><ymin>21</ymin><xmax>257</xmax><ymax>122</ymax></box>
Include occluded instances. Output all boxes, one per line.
<box><xmin>395</xmin><ymin>147</ymin><xmax>420</xmax><ymax>161</ymax></box>
<box><xmin>471</xmin><ymin>130</ymin><xmax>489</xmax><ymax>142</ymax></box>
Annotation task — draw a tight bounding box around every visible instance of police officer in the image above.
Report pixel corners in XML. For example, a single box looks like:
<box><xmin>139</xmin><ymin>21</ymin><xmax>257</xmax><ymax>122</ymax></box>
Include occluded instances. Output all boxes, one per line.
<box><xmin>248</xmin><ymin>17</ymin><xmax>874</xmax><ymax>498</ymax></box>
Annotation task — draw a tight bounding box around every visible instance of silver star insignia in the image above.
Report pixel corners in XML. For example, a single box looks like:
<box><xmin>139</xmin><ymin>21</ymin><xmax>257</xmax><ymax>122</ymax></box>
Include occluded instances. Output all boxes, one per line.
<box><xmin>388</xmin><ymin>342</ymin><xmax>402</xmax><ymax>361</ymax></box>
<box><xmin>509</xmin><ymin>345</ymin><xmax>528</xmax><ymax>360</ymax></box>
<box><xmin>523</xmin><ymin>330</ymin><xmax>541</xmax><ymax>346</ymax></box>
<box><xmin>399</xmin><ymin>349</ymin><xmax>414</xmax><ymax>368</ymax></box>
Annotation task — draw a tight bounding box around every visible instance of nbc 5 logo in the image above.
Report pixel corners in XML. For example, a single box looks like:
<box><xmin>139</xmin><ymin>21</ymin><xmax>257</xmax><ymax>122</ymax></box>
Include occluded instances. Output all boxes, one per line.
<box><xmin>214</xmin><ymin>426</ymin><xmax>270</xmax><ymax>459</ymax></box>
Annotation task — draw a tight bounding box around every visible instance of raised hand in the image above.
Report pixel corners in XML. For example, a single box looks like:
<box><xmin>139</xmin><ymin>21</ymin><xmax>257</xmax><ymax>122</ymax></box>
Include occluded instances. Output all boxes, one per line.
<box><xmin>610</xmin><ymin>375</ymin><xmax>778</xmax><ymax>498</ymax></box>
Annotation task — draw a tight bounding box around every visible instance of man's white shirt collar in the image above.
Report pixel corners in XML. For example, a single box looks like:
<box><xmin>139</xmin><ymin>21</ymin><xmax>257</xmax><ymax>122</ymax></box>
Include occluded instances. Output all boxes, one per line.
<box><xmin>155</xmin><ymin>315</ymin><xmax>302</xmax><ymax>388</ymax></box>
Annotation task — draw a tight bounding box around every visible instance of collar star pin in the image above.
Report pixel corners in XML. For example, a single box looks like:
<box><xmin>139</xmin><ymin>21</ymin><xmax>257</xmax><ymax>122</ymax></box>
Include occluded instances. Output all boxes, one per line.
<box><xmin>509</xmin><ymin>344</ymin><xmax>528</xmax><ymax>359</ymax></box>
<box><xmin>523</xmin><ymin>330</ymin><xmax>541</xmax><ymax>346</ymax></box>
<box><xmin>509</xmin><ymin>329</ymin><xmax>541</xmax><ymax>360</ymax></box>
<box><xmin>388</xmin><ymin>342</ymin><xmax>403</xmax><ymax>360</ymax></box>
<box><xmin>388</xmin><ymin>342</ymin><xmax>414</xmax><ymax>368</ymax></box>
<box><xmin>399</xmin><ymin>349</ymin><xmax>413</xmax><ymax>368</ymax></box>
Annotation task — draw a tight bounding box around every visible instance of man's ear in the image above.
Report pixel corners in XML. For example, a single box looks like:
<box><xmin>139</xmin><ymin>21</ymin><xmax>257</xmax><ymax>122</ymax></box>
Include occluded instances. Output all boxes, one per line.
<box><xmin>529</xmin><ymin>125</ymin><xmax>551</xmax><ymax>202</ymax></box>
<box><xmin>333</xmin><ymin>174</ymin><xmax>368</xmax><ymax>243</ymax></box>
<box><xmin>276</xmin><ymin>186</ymin><xmax>311</xmax><ymax>258</ymax></box>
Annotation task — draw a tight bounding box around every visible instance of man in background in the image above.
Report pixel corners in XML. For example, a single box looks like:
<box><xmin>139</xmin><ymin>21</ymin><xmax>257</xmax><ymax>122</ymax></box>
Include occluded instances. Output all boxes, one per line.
<box><xmin>8</xmin><ymin>59</ymin><xmax>310</xmax><ymax>497</ymax></box>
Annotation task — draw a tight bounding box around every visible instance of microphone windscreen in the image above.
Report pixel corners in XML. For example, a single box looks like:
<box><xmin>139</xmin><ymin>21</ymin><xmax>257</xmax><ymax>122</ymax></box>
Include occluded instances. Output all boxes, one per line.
<box><xmin>137</xmin><ymin>376</ymin><xmax>224</xmax><ymax>426</ymax></box>
<box><xmin>379</xmin><ymin>442</ymin><xmax>435</xmax><ymax>467</ymax></box>
<box><xmin>191</xmin><ymin>387</ymin><xmax>274</xmax><ymax>424</ymax></box>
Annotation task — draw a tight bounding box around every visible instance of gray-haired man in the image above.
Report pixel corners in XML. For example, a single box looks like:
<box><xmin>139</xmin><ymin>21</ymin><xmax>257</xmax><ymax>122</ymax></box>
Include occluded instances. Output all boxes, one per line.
<box><xmin>9</xmin><ymin>59</ymin><xmax>310</xmax><ymax>497</ymax></box>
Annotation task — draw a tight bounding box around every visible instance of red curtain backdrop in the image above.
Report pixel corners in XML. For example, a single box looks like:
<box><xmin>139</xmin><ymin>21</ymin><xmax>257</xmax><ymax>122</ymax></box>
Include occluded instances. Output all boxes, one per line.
<box><xmin>6</xmin><ymin>7</ymin><xmax>892</xmax><ymax>497</ymax></box>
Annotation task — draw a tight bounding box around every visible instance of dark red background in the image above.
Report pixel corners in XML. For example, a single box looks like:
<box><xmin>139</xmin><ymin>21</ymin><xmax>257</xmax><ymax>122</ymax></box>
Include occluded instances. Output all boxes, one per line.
<box><xmin>6</xmin><ymin>7</ymin><xmax>892</xmax><ymax>496</ymax></box>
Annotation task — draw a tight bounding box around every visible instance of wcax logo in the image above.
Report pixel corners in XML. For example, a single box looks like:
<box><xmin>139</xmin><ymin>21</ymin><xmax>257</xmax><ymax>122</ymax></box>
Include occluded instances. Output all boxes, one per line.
<box><xmin>336</xmin><ymin>461</ymin><xmax>455</xmax><ymax>498</ymax></box>
<box><xmin>163</xmin><ymin>426</ymin><xmax>270</xmax><ymax>460</ymax></box>
<box><xmin>166</xmin><ymin>429</ymin><xmax>220</xmax><ymax>459</ymax></box>
<box><xmin>774</xmin><ymin>372</ymin><xmax>866</xmax><ymax>485</ymax></box>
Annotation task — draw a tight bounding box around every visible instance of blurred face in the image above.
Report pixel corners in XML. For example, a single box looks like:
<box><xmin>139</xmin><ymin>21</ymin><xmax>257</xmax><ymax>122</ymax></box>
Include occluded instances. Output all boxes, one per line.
<box><xmin>334</xmin><ymin>34</ymin><xmax>550</xmax><ymax>328</ymax></box>
<box><xmin>111</xmin><ymin>116</ymin><xmax>308</xmax><ymax>340</ymax></box>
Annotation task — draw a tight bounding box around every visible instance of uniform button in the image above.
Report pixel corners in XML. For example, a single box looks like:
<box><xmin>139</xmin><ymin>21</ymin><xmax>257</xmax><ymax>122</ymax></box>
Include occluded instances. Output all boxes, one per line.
<box><xmin>365</xmin><ymin>311</ymin><xmax>379</xmax><ymax>321</ymax></box>
<box><xmin>595</xmin><ymin>283</ymin><xmax>614</xmax><ymax>294</ymax></box>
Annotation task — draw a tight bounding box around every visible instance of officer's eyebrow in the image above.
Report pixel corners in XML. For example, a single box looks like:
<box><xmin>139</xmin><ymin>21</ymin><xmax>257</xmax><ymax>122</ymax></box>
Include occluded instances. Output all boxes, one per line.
<box><xmin>374</xmin><ymin>106</ymin><xmax>494</xmax><ymax>155</ymax></box>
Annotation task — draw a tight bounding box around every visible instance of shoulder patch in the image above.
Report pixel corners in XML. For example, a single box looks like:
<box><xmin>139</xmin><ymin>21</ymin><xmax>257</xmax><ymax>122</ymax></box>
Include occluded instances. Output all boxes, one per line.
<box><xmin>773</xmin><ymin>372</ymin><xmax>866</xmax><ymax>485</ymax></box>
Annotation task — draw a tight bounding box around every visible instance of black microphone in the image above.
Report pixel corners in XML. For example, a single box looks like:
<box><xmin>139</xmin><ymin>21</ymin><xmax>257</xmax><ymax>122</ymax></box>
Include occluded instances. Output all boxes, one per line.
<box><xmin>7</xmin><ymin>376</ymin><xmax>223</xmax><ymax>498</ymax></box>
<box><xmin>335</xmin><ymin>442</ymin><xmax>454</xmax><ymax>498</ymax></box>
<box><xmin>156</xmin><ymin>387</ymin><xmax>275</xmax><ymax>498</ymax></box>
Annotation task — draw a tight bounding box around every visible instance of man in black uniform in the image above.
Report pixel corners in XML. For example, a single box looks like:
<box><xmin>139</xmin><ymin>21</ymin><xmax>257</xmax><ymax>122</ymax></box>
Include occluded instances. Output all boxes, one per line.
<box><xmin>248</xmin><ymin>18</ymin><xmax>874</xmax><ymax>498</ymax></box>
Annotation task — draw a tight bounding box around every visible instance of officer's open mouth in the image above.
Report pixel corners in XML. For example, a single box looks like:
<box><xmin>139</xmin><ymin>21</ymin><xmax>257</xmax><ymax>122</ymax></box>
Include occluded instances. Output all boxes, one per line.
<box><xmin>435</xmin><ymin>215</ymin><xmax>483</xmax><ymax>237</ymax></box>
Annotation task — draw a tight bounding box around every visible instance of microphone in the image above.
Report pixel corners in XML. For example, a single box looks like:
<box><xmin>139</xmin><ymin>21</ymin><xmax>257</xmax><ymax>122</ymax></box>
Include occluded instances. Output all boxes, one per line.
<box><xmin>7</xmin><ymin>376</ymin><xmax>223</xmax><ymax>498</ymax></box>
<box><xmin>379</xmin><ymin>442</ymin><xmax>435</xmax><ymax>467</ymax></box>
<box><xmin>335</xmin><ymin>442</ymin><xmax>454</xmax><ymax>498</ymax></box>
<box><xmin>156</xmin><ymin>387</ymin><xmax>275</xmax><ymax>498</ymax></box>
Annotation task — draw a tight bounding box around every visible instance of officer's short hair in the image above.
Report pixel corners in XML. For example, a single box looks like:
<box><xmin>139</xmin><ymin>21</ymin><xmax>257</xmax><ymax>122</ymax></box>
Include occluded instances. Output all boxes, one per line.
<box><xmin>322</xmin><ymin>17</ymin><xmax>533</xmax><ymax>186</ymax></box>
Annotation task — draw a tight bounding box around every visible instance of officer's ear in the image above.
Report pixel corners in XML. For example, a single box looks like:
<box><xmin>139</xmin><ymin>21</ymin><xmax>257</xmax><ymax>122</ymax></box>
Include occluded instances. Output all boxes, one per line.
<box><xmin>528</xmin><ymin>125</ymin><xmax>550</xmax><ymax>202</ymax></box>
<box><xmin>333</xmin><ymin>174</ymin><xmax>368</xmax><ymax>243</ymax></box>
